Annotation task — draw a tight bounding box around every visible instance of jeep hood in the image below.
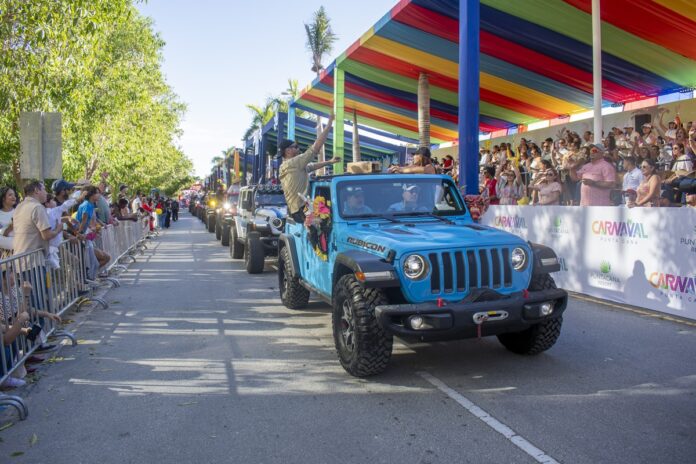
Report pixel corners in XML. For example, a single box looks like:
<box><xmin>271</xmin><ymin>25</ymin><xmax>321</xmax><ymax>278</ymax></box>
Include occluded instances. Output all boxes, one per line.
<box><xmin>342</xmin><ymin>222</ymin><xmax>525</xmax><ymax>256</ymax></box>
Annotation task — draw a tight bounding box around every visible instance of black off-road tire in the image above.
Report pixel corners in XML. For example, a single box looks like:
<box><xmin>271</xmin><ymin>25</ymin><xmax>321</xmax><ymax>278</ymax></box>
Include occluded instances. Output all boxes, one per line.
<box><xmin>332</xmin><ymin>275</ymin><xmax>393</xmax><ymax>377</ymax></box>
<box><xmin>245</xmin><ymin>232</ymin><xmax>265</xmax><ymax>274</ymax></box>
<box><xmin>229</xmin><ymin>226</ymin><xmax>244</xmax><ymax>259</ymax></box>
<box><xmin>215</xmin><ymin>221</ymin><xmax>222</xmax><ymax>240</ymax></box>
<box><xmin>278</xmin><ymin>246</ymin><xmax>309</xmax><ymax>309</ymax></box>
<box><xmin>221</xmin><ymin>225</ymin><xmax>230</xmax><ymax>246</ymax></box>
<box><xmin>207</xmin><ymin>215</ymin><xmax>216</xmax><ymax>233</ymax></box>
<box><xmin>497</xmin><ymin>274</ymin><xmax>563</xmax><ymax>355</ymax></box>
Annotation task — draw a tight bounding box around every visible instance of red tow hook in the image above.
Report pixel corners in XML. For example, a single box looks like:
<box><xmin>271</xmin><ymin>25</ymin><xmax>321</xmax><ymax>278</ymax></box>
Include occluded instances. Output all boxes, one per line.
<box><xmin>523</xmin><ymin>289</ymin><xmax>529</xmax><ymax>299</ymax></box>
<box><xmin>437</xmin><ymin>297</ymin><xmax>445</xmax><ymax>308</ymax></box>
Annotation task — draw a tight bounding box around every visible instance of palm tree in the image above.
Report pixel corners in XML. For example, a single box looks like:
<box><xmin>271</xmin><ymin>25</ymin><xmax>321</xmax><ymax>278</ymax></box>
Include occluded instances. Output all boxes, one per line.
<box><xmin>277</xmin><ymin>78</ymin><xmax>312</xmax><ymax>120</ymax></box>
<box><xmin>243</xmin><ymin>98</ymin><xmax>277</xmax><ymax>141</ymax></box>
<box><xmin>305</xmin><ymin>6</ymin><xmax>337</xmax><ymax>172</ymax></box>
<box><xmin>305</xmin><ymin>7</ymin><xmax>337</xmax><ymax>75</ymax></box>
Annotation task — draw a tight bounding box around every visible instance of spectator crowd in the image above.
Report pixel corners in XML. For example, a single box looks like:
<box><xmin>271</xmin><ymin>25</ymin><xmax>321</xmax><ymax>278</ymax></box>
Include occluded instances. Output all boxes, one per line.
<box><xmin>474</xmin><ymin>112</ymin><xmax>696</xmax><ymax>208</ymax></box>
<box><xmin>0</xmin><ymin>173</ymin><xmax>178</xmax><ymax>390</ymax></box>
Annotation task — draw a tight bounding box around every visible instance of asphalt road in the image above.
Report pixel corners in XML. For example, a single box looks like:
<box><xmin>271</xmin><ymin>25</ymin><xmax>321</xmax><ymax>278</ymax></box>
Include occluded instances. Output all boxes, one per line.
<box><xmin>1</xmin><ymin>212</ymin><xmax>695</xmax><ymax>464</ymax></box>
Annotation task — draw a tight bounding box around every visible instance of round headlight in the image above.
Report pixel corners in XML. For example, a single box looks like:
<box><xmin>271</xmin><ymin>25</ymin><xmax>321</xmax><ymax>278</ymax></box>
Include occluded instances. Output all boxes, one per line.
<box><xmin>223</xmin><ymin>202</ymin><xmax>231</xmax><ymax>210</ymax></box>
<box><xmin>403</xmin><ymin>254</ymin><xmax>428</xmax><ymax>280</ymax></box>
<box><xmin>511</xmin><ymin>247</ymin><xmax>527</xmax><ymax>270</ymax></box>
<box><xmin>271</xmin><ymin>218</ymin><xmax>283</xmax><ymax>229</ymax></box>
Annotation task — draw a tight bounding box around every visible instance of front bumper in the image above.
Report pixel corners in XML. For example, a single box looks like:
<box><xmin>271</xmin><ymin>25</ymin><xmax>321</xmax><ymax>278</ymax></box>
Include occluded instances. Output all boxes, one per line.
<box><xmin>259</xmin><ymin>235</ymin><xmax>280</xmax><ymax>256</ymax></box>
<box><xmin>375</xmin><ymin>288</ymin><xmax>568</xmax><ymax>341</ymax></box>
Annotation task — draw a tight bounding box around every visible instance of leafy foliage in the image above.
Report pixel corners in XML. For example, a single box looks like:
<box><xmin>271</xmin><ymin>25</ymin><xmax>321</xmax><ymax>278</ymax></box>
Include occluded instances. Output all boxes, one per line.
<box><xmin>0</xmin><ymin>0</ymin><xmax>193</xmax><ymax>195</ymax></box>
<box><xmin>304</xmin><ymin>6</ymin><xmax>337</xmax><ymax>75</ymax></box>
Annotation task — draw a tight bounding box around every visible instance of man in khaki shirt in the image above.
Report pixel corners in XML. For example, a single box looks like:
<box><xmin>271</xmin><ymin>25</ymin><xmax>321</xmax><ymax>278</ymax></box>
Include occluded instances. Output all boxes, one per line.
<box><xmin>279</xmin><ymin>112</ymin><xmax>340</xmax><ymax>222</ymax></box>
<box><xmin>12</xmin><ymin>180</ymin><xmax>62</xmax><ymax>255</ymax></box>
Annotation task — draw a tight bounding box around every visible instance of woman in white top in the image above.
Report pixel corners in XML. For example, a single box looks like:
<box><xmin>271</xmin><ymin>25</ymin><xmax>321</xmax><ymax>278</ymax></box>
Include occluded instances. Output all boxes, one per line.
<box><xmin>671</xmin><ymin>143</ymin><xmax>694</xmax><ymax>172</ymax></box>
<box><xmin>0</xmin><ymin>187</ymin><xmax>17</xmax><ymax>253</ymax></box>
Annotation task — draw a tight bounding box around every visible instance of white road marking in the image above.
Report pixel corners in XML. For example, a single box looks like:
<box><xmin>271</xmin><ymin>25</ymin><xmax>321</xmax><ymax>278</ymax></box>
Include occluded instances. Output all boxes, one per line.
<box><xmin>418</xmin><ymin>371</ymin><xmax>560</xmax><ymax>464</ymax></box>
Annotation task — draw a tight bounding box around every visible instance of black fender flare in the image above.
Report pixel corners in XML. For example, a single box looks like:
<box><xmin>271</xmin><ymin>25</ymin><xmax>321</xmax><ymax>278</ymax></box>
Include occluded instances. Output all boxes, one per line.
<box><xmin>333</xmin><ymin>250</ymin><xmax>400</xmax><ymax>288</ymax></box>
<box><xmin>528</xmin><ymin>242</ymin><xmax>561</xmax><ymax>275</ymax></box>
<box><xmin>279</xmin><ymin>234</ymin><xmax>300</xmax><ymax>276</ymax></box>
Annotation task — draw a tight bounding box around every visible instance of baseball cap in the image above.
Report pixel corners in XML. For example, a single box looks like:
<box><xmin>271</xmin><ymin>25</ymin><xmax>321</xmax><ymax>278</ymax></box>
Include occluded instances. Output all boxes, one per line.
<box><xmin>346</xmin><ymin>186</ymin><xmax>364</xmax><ymax>195</ymax></box>
<box><xmin>642</xmin><ymin>123</ymin><xmax>653</xmax><ymax>128</ymax></box>
<box><xmin>590</xmin><ymin>143</ymin><xmax>606</xmax><ymax>153</ymax></box>
<box><xmin>402</xmin><ymin>184</ymin><xmax>420</xmax><ymax>192</ymax></box>
<box><xmin>279</xmin><ymin>139</ymin><xmax>298</xmax><ymax>155</ymax></box>
<box><xmin>51</xmin><ymin>179</ymin><xmax>75</xmax><ymax>193</ymax></box>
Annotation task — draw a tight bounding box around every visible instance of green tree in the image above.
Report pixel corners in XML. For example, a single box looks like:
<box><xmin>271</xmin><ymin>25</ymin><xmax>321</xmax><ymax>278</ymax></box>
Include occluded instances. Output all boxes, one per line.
<box><xmin>242</xmin><ymin>98</ymin><xmax>277</xmax><ymax>141</ymax></box>
<box><xmin>0</xmin><ymin>0</ymin><xmax>193</xmax><ymax>195</ymax></box>
<box><xmin>304</xmin><ymin>6</ymin><xmax>337</xmax><ymax>170</ymax></box>
<box><xmin>304</xmin><ymin>6</ymin><xmax>337</xmax><ymax>75</ymax></box>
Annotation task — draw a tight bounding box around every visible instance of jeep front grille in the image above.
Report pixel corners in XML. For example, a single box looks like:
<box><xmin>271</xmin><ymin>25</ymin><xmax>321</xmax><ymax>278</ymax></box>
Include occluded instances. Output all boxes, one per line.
<box><xmin>428</xmin><ymin>248</ymin><xmax>513</xmax><ymax>294</ymax></box>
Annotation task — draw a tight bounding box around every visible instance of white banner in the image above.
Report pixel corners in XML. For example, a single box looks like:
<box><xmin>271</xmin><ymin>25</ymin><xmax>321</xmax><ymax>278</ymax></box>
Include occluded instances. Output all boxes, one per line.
<box><xmin>481</xmin><ymin>206</ymin><xmax>696</xmax><ymax>321</ymax></box>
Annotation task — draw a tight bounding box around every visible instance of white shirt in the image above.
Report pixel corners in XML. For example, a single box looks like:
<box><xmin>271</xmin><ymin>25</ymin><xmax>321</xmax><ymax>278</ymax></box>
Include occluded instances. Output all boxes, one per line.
<box><xmin>673</xmin><ymin>155</ymin><xmax>694</xmax><ymax>172</ymax></box>
<box><xmin>47</xmin><ymin>199</ymin><xmax>76</xmax><ymax>247</ymax></box>
<box><xmin>0</xmin><ymin>209</ymin><xmax>14</xmax><ymax>236</ymax></box>
<box><xmin>131</xmin><ymin>197</ymin><xmax>142</xmax><ymax>212</ymax></box>
<box><xmin>622</xmin><ymin>167</ymin><xmax>643</xmax><ymax>192</ymax></box>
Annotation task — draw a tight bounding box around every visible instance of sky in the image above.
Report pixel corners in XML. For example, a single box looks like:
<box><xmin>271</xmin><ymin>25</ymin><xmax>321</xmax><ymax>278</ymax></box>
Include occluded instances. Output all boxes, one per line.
<box><xmin>136</xmin><ymin>0</ymin><xmax>398</xmax><ymax>177</ymax></box>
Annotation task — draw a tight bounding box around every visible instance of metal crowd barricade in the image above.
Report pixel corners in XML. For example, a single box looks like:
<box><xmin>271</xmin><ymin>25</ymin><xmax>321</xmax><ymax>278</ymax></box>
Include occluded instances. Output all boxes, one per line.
<box><xmin>0</xmin><ymin>247</ymin><xmax>77</xmax><ymax>419</ymax></box>
<box><xmin>0</xmin><ymin>216</ymin><xmax>154</xmax><ymax>420</ymax></box>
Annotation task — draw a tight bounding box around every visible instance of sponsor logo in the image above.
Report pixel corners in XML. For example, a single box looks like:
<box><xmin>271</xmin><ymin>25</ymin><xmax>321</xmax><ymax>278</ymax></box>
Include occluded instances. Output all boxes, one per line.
<box><xmin>347</xmin><ymin>237</ymin><xmax>386</xmax><ymax>253</ymax></box>
<box><xmin>589</xmin><ymin>261</ymin><xmax>621</xmax><ymax>289</ymax></box>
<box><xmin>591</xmin><ymin>219</ymin><xmax>647</xmax><ymax>245</ymax></box>
<box><xmin>649</xmin><ymin>272</ymin><xmax>696</xmax><ymax>295</ymax></box>
<box><xmin>680</xmin><ymin>224</ymin><xmax>696</xmax><ymax>253</ymax></box>
<box><xmin>494</xmin><ymin>215</ymin><xmax>526</xmax><ymax>230</ymax></box>
<box><xmin>549</xmin><ymin>217</ymin><xmax>570</xmax><ymax>235</ymax></box>
<box><xmin>680</xmin><ymin>237</ymin><xmax>696</xmax><ymax>254</ymax></box>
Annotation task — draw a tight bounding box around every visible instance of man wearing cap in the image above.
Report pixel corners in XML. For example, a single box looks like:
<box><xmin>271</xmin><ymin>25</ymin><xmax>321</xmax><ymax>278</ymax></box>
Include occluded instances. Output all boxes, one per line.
<box><xmin>343</xmin><ymin>188</ymin><xmax>372</xmax><ymax>216</ymax></box>
<box><xmin>569</xmin><ymin>144</ymin><xmax>616</xmax><ymax>206</ymax></box>
<box><xmin>279</xmin><ymin>112</ymin><xmax>339</xmax><ymax>223</ymax></box>
<box><xmin>388</xmin><ymin>147</ymin><xmax>436</xmax><ymax>174</ymax></box>
<box><xmin>388</xmin><ymin>184</ymin><xmax>428</xmax><ymax>212</ymax></box>
<box><xmin>51</xmin><ymin>179</ymin><xmax>75</xmax><ymax>206</ymax></box>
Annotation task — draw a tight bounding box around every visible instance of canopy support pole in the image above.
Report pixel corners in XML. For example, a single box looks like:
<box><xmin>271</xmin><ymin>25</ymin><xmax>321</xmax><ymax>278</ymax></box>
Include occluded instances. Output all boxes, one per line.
<box><xmin>333</xmin><ymin>67</ymin><xmax>345</xmax><ymax>174</ymax></box>
<box><xmin>592</xmin><ymin>0</ymin><xmax>602</xmax><ymax>144</ymax></box>
<box><xmin>288</xmin><ymin>106</ymin><xmax>296</xmax><ymax>141</ymax></box>
<box><xmin>276</xmin><ymin>111</ymin><xmax>286</xmax><ymax>180</ymax></box>
<box><xmin>458</xmin><ymin>0</ymin><xmax>480</xmax><ymax>194</ymax></box>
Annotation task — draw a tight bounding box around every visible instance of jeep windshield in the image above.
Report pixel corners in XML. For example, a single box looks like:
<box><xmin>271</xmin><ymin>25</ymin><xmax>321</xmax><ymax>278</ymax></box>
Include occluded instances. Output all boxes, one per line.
<box><xmin>255</xmin><ymin>192</ymin><xmax>286</xmax><ymax>207</ymax></box>
<box><xmin>338</xmin><ymin>177</ymin><xmax>466</xmax><ymax>219</ymax></box>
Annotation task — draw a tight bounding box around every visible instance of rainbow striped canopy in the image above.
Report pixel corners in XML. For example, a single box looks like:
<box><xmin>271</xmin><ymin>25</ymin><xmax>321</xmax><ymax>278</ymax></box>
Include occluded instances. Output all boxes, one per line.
<box><xmin>294</xmin><ymin>0</ymin><xmax>696</xmax><ymax>143</ymax></box>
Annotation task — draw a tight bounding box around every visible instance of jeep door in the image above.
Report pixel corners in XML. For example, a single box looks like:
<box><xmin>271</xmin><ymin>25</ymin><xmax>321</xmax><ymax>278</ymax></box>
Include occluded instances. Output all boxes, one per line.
<box><xmin>301</xmin><ymin>185</ymin><xmax>334</xmax><ymax>296</ymax></box>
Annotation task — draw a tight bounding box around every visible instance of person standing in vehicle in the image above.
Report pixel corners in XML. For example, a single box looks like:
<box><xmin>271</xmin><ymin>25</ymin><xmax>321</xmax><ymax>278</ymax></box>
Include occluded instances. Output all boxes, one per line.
<box><xmin>279</xmin><ymin>111</ymin><xmax>339</xmax><ymax>223</ymax></box>
<box><xmin>388</xmin><ymin>147</ymin><xmax>436</xmax><ymax>174</ymax></box>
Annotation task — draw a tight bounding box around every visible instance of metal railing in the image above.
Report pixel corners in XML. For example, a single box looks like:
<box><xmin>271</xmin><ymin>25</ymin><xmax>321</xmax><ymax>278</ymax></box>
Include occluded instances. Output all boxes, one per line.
<box><xmin>0</xmin><ymin>217</ymin><xmax>153</xmax><ymax>419</ymax></box>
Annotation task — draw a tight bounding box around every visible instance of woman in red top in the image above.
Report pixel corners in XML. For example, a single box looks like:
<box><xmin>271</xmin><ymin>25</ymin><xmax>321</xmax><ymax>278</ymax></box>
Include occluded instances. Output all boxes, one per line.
<box><xmin>141</xmin><ymin>199</ymin><xmax>155</xmax><ymax>231</ymax></box>
<box><xmin>481</xmin><ymin>166</ymin><xmax>499</xmax><ymax>205</ymax></box>
<box><xmin>442</xmin><ymin>155</ymin><xmax>454</xmax><ymax>174</ymax></box>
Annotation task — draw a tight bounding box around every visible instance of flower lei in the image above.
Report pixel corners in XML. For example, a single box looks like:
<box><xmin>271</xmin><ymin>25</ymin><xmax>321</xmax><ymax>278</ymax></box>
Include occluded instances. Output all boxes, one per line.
<box><xmin>304</xmin><ymin>195</ymin><xmax>332</xmax><ymax>261</ymax></box>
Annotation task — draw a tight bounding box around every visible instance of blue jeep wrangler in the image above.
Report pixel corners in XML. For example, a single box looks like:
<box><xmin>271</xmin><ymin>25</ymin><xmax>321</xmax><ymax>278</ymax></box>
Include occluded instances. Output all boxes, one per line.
<box><xmin>278</xmin><ymin>174</ymin><xmax>568</xmax><ymax>377</ymax></box>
